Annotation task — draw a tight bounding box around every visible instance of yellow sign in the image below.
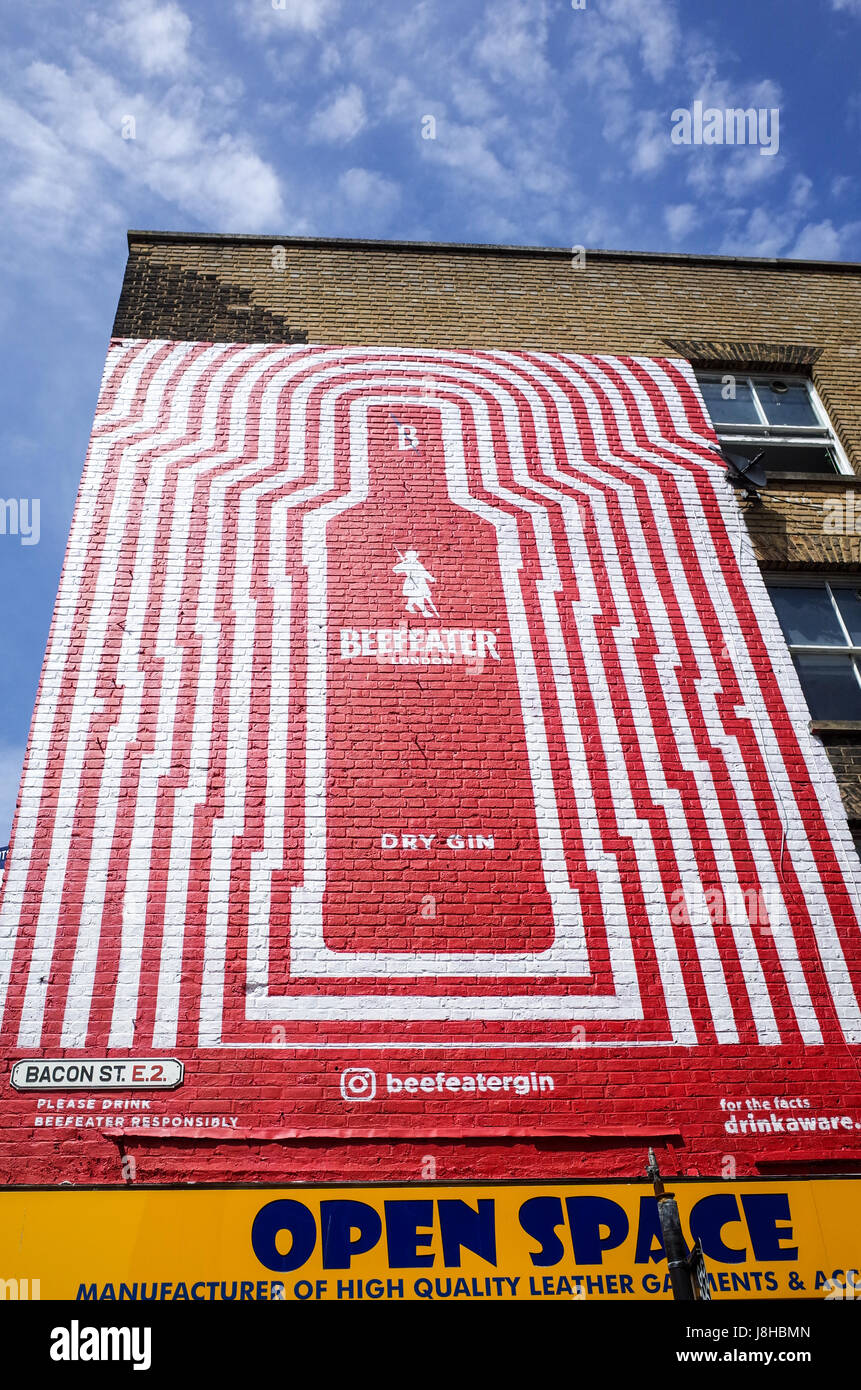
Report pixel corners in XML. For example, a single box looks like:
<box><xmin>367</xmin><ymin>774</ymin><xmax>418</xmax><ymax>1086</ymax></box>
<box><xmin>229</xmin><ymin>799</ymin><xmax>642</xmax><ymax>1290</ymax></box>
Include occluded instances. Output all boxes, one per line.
<box><xmin>1</xmin><ymin>1181</ymin><xmax>858</xmax><ymax>1300</ymax></box>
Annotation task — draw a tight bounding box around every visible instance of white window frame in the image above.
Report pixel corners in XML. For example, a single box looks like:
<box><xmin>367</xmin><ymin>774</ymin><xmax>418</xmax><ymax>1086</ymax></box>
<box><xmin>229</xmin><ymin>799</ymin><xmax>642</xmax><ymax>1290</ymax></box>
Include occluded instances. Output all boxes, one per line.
<box><xmin>696</xmin><ymin>373</ymin><xmax>852</xmax><ymax>476</ymax></box>
<box><xmin>764</xmin><ymin>575</ymin><xmax>861</xmax><ymax>717</ymax></box>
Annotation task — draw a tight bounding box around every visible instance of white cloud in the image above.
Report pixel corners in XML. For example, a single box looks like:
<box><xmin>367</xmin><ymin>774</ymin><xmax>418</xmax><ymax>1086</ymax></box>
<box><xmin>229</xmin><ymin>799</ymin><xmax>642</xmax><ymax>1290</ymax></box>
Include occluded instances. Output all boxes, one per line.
<box><xmin>235</xmin><ymin>0</ymin><xmax>341</xmax><ymax>37</ymax></box>
<box><xmin>0</xmin><ymin>57</ymin><xmax>285</xmax><ymax>241</ymax></box>
<box><xmin>421</xmin><ymin>119</ymin><xmax>513</xmax><ymax>193</ymax></box>
<box><xmin>282</xmin><ymin>0</ymin><xmax>341</xmax><ymax>27</ymax></box>
<box><xmin>789</xmin><ymin>219</ymin><xmax>846</xmax><ymax>260</ymax></box>
<box><xmin>338</xmin><ymin>166</ymin><xmax>401</xmax><ymax>215</ymax></box>
<box><xmin>789</xmin><ymin>173</ymin><xmax>814</xmax><ymax>210</ymax></box>
<box><xmin>474</xmin><ymin>0</ymin><xmax>551</xmax><ymax>88</ymax></box>
<box><xmin>379</xmin><ymin>75</ymin><xmax>419</xmax><ymax>121</ymax></box>
<box><xmin>560</xmin><ymin>1</ymin><xmax>682</xmax><ymax>185</ymax></box>
<box><xmin>309</xmin><ymin>84</ymin><xmax>367</xmax><ymax>143</ymax></box>
<box><xmin>450</xmin><ymin>74</ymin><xmax>498</xmax><ymax>122</ymax></box>
<box><xmin>720</xmin><ymin>147</ymin><xmax>784</xmax><ymax>196</ymax></box>
<box><xmin>593</xmin><ymin>73</ymin><xmax>636</xmax><ymax>146</ymax></box>
<box><xmin>102</xmin><ymin>0</ymin><xmax>192</xmax><ymax>77</ymax></box>
<box><xmin>613</xmin><ymin>0</ymin><xmax>679</xmax><ymax>81</ymax></box>
<box><xmin>509</xmin><ymin>135</ymin><xmax>570</xmax><ymax>197</ymax></box>
<box><xmin>0</xmin><ymin>746</ymin><xmax>25</xmax><ymax>844</ymax></box>
<box><xmin>630</xmin><ymin>111</ymin><xmax>671</xmax><ymax>173</ymax></box>
<box><xmin>832</xmin><ymin>0</ymin><xmax>861</xmax><ymax>13</ymax></box>
<box><xmin>149</xmin><ymin>134</ymin><xmax>284</xmax><ymax>228</ymax></box>
<box><xmin>691</xmin><ymin>76</ymin><xmax>782</xmax><ymax>113</ymax></box>
<box><xmin>717</xmin><ymin>178</ymin><xmax>859</xmax><ymax>262</ymax></box>
<box><xmin>719</xmin><ymin>205</ymin><xmax>794</xmax><ymax>258</ymax></box>
<box><xmin>664</xmin><ymin>202</ymin><xmax>698</xmax><ymax>240</ymax></box>
<box><xmin>0</xmin><ymin>82</ymin><xmax>121</xmax><ymax>248</ymax></box>
<box><xmin>574</xmin><ymin>0</ymin><xmax>679</xmax><ymax>86</ymax></box>
<box><xmin>685</xmin><ymin>157</ymin><xmax>718</xmax><ymax>196</ymax></box>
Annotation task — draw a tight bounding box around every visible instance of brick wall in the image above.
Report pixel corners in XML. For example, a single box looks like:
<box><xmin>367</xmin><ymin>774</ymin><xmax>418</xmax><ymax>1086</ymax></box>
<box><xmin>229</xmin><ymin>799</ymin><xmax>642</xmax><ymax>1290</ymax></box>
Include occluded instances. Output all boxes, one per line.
<box><xmin>1</xmin><ymin>239</ymin><xmax>860</xmax><ymax>1189</ymax></box>
<box><xmin>115</xmin><ymin>234</ymin><xmax>861</xmax><ymax>477</ymax></box>
<box><xmin>113</xmin><ymin>235</ymin><xmax>861</xmax><ymax>824</ymax></box>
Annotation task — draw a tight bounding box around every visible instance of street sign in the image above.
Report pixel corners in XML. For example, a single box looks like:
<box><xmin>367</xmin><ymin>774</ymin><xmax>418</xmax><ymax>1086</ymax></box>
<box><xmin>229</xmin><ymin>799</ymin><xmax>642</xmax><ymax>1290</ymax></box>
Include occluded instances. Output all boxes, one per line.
<box><xmin>10</xmin><ymin>1059</ymin><xmax>184</xmax><ymax>1091</ymax></box>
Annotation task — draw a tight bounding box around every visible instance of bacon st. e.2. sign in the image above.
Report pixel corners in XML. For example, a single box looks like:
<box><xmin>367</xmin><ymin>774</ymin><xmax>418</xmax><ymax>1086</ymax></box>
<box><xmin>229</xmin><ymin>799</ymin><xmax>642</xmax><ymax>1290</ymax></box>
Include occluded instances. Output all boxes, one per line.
<box><xmin>0</xmin><ymin>1180</ymin><xmax>857</xmax><ymax>1301</ymax></box>
<box><xmin>10</xmin><ymin>1059</ymin><xmax>183</xmax><ymax>1091</ymax></box>
<box><xmin>0</xmin><ymin>344</ymin><xmax>860</xmax><ymax>1179</ymax></box>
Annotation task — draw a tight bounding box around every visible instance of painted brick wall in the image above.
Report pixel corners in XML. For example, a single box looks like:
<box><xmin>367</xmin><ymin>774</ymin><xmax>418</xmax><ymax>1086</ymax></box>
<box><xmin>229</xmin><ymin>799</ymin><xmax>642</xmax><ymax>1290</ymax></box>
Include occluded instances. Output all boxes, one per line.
<box><xmin>114</xmin><ymin>236</ymin><xmax>861</xmax><ymax>476</ymax></box>
<box><xmin>1</xmin><ymin>338</ymin><xmax>860</xmax><ymax>1188</ymax></box>
<box><xmin>112</xmin><ymin>235</ymin><xmax>861</xmax><ymax>821</ymax></box>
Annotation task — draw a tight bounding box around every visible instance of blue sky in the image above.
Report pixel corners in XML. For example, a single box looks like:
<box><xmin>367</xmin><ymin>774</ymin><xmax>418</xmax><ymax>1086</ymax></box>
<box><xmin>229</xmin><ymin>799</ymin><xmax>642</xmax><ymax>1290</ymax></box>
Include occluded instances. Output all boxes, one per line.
<box><xmin>1</xmin><ymin>0</ymin><xmax>860</xmax><ymax>842</ymax></box>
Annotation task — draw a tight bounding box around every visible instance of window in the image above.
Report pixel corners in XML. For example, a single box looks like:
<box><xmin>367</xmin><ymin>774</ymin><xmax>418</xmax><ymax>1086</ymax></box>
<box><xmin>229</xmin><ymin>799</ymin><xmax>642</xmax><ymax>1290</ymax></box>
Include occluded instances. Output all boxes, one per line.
<box><xmin>766</xmin><ymin>580</ymin><xmax>861</xmax><ymax>721</ymax></box>
<box><xmin>696</xmin><ymin>373</ymin><xmax>848</xmax><ymax>476</ymax></box>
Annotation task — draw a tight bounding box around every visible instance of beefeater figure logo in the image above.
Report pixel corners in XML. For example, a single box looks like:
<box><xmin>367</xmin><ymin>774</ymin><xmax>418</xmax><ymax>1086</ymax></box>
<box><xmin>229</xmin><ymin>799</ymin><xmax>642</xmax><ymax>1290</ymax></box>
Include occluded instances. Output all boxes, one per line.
<box><xmin>393</xmin><ymin>548</ymin><xmax>439</xmax><ymax>618</ymax></box>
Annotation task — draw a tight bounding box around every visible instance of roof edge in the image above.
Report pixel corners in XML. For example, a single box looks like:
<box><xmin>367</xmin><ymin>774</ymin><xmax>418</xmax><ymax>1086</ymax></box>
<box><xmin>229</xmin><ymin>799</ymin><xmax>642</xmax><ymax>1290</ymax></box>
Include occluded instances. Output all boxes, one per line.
<box><xmin>125</xmin><ymin>229</ymin><xmax>861</xmax><ymax>274</ymax></box>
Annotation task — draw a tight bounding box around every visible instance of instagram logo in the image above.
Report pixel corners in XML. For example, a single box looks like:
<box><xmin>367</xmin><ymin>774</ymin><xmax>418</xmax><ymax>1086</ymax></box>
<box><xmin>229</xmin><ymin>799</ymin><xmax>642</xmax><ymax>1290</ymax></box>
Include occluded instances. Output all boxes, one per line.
<box><xmin>340</xmin><ymin>1067</ymin><xmax>377</xmax><ymax>1102</ymax></box>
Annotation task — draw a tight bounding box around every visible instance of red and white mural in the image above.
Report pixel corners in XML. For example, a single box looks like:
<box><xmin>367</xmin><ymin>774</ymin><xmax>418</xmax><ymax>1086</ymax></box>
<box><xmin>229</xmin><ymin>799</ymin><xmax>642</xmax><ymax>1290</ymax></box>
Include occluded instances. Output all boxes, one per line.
<box><xmin>1</xmin><ymin>342</ymin><xmax>860</xmax><ymax>1181</ymax></box>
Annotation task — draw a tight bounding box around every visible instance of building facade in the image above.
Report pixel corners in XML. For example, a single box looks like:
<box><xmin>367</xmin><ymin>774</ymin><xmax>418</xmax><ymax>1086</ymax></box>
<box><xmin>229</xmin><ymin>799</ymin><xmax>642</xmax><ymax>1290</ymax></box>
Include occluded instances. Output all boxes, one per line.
<box><xmin>1</xmin><ymin>233</ymin><xmax>861</xmax><ymax>1299</ymax></box>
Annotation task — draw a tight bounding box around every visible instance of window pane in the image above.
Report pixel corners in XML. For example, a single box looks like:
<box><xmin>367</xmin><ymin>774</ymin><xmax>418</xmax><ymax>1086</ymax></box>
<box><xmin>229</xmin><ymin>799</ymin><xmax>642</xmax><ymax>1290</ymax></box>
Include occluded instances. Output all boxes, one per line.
<box><xmin>792</xmin><ymin>653</ymin><xmax>861</xmax><ymax>720</ymax></box>
<box><xmin>757</xmin><ymin>380</ymin><xmax>819</xmax><ymax>428</ymax></box>
<box><xmin>767</xmin><ymin>585</ymin><xmax>846</xmax><ymax>646</ymax></box>
<box><xmin>729</xmin><ymin>442</ymin><xmax>838</xmax><ymax>475</ymax></box>
<box><xmin>698</xmin><ymin>377</ymin><xmax>760</xmax><ymax>425</ymax></box>
<box><xmin>833</xmin><ymin>588</ymin><xmax>861</xmax><ymax>646</ymax></box>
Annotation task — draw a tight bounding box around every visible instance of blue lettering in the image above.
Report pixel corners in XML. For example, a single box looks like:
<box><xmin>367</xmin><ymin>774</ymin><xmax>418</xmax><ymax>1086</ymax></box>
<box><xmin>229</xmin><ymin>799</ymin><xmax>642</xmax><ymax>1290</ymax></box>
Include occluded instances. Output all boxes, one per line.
<box><xmin>689</xmin><ymin>1194</ymin><xmax>746</xmax><ymax>1263</ymax></box>
<box><xmin>741</xmin><ymin>1194</ymin><xmax>798</xmax><ymax>1261</ymax></box>
<box><xmin>634</xmin><ymin>1197</ymin><xmax>665</xmax><ymax>1264</ymax></box>
<box><xmin>438</xmin><ymin>1200</ymin><xmax>497</xmax><ymax>1268</ymax></box>
<box><xmin>565</xmin><ymin>1197</ymin><xmax>628</xmax><ymax>1265</ymax></box>
<box><xmin>320</xmin><ymin>1200</ymin><xmax>382</xmax><ymax>1269</ymax></box>
<box><xmin>251</xmin><ymin>1199</ymin><xmax>317</xmax><ymax>1272</ymax></box>
<box><xmin>384</xmin><ymin>1200</ymin><xmax>435</xmax><ymax>1268</ymax></box>
<box><xmin>518</xmin><ymin>1196</ymin><xmax>565</xmax><ymax>1267</ymax></box>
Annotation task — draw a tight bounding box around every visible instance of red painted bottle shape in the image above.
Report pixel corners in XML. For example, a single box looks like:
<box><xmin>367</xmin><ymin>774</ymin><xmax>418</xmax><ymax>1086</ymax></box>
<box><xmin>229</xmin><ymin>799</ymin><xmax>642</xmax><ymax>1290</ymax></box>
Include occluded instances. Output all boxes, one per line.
<box><xmin>319</xmin><ymin>402</ymin><xmax>566</xmax><ymax>963</ymax></box>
